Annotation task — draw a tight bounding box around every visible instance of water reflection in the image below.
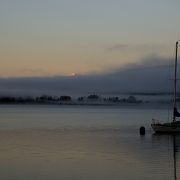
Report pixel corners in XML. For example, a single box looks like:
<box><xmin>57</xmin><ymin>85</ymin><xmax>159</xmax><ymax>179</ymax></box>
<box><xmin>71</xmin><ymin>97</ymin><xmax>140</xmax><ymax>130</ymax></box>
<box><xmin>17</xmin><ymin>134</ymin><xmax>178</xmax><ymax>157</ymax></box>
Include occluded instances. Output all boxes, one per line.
<box><xmin>0</xmin><ymin>104</ymin><xmax>178</xmax><ymax>179</ymax></box>
<box><xmin>173</xmin><ymin>136</ymin><xmax>177</xmax><ymax>180</ymax></box>
<box><xmin>152</xmin><ymin>134</ymin><xmax>180</xmax><ymax>180</ymax></box>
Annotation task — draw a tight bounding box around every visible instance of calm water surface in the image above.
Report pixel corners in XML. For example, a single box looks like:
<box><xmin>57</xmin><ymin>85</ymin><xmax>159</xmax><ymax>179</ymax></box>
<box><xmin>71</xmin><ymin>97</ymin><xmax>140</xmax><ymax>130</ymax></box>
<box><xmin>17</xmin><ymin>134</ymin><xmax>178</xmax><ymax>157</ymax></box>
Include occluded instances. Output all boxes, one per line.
<box><xmin>0</xmin><ymin>104</ymin><xmax>178</xmax><ymax>180</ymax></box>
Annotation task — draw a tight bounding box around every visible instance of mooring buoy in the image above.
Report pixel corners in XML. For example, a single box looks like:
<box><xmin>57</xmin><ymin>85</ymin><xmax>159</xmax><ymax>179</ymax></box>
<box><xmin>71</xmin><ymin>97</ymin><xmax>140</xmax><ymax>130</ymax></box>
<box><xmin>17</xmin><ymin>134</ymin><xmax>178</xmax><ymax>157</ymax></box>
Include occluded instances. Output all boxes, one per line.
<box><xmin>139</xmin><ymin>126</ymin><xmax>145</xmax><ymax>135</ymax></box>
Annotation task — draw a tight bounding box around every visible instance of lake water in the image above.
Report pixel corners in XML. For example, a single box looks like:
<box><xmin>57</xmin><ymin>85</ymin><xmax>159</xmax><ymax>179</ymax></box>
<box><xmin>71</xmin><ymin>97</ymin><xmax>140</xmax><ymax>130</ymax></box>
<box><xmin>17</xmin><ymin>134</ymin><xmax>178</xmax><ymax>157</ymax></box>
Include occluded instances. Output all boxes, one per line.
<box><xmin>0</xmin><ymin>104</ymin><xmax>179</xmax><ymax>180</ymax></box>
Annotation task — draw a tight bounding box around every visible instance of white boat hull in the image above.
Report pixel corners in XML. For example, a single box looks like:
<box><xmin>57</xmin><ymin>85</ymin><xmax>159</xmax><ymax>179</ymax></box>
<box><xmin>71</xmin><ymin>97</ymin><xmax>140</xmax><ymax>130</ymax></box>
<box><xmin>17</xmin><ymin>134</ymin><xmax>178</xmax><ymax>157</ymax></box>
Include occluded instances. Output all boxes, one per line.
<box><xmin>151</xmin><ymin>124</ymin><xmax>180</xmax><ymax>133</ymax></box>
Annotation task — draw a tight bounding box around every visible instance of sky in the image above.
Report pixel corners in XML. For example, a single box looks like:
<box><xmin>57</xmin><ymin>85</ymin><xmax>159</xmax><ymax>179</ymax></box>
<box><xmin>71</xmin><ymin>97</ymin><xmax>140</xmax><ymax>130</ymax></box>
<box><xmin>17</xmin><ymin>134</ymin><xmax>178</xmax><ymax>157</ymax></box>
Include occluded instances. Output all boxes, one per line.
<box><xmin>0</xmin><ymin>0</ymin><xmax>180</xmax><ymax>78</ymax></box>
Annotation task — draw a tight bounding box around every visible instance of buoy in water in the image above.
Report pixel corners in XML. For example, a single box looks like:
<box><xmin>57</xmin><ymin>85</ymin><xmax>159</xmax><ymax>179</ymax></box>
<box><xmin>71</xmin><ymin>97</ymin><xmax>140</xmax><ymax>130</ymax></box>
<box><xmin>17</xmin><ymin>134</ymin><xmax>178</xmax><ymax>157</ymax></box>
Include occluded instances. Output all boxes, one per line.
<box><xmin>139</xmin><ymin>126</ymin><xmax>145</xmax><ymax>135</ymax></box>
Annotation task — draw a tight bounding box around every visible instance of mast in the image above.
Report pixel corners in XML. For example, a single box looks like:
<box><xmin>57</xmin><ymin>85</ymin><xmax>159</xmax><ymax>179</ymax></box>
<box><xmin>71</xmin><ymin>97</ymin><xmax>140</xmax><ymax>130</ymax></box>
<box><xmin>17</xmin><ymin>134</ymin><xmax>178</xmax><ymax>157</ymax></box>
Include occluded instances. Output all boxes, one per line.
<box><xmin>173</xmin><ymin>41</ymin><xmax>179</xmax><ymax>122</ymax></box>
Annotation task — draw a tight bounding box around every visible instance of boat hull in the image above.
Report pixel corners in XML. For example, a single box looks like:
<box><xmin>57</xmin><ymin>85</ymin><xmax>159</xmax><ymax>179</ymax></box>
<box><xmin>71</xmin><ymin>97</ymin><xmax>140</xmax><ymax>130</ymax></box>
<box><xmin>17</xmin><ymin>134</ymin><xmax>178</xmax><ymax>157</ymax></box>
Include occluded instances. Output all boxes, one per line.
<box><xmin>151</xmin><ymin>124</ymin><xmax>180</xmax><ymax>133</ymax></box>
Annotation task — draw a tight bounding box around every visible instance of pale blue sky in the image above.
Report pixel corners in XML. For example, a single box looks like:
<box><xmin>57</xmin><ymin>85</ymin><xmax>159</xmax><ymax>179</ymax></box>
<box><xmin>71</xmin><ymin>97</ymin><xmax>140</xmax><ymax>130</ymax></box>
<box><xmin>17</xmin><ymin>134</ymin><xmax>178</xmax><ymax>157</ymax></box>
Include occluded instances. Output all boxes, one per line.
<box><xmin>0</xmin><ymin>0</ymin><xmax>180</xmax><ymax>77</ymax></box>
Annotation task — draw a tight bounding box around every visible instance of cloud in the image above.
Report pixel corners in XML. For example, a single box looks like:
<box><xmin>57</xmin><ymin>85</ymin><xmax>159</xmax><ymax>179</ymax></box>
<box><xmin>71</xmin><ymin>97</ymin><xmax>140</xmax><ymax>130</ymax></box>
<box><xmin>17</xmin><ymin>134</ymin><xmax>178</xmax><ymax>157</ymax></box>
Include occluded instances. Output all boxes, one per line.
<box><xmin>17</xmin><ymin>68</ymin><xmax>50</xmax><ymax>77</ymax></box>
<box><xmin>107</xmin><ymin>43</ymin><xmax>171</xmax><ymax>56</ymax></box>
<box><xmin>108</xmin><ymin>44</ymin><xmax>129</xmax><ymax>51</ymax></box>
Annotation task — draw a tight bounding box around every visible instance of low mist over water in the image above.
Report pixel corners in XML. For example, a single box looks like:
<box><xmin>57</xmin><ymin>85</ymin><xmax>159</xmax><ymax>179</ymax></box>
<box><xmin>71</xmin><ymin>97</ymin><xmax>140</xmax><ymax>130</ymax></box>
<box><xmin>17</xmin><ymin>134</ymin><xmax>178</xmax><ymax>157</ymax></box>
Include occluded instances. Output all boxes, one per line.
<box><xmin>0</xmin><ymin>56</ymin><xmax>175</xmax><ymax>96</ymax></box>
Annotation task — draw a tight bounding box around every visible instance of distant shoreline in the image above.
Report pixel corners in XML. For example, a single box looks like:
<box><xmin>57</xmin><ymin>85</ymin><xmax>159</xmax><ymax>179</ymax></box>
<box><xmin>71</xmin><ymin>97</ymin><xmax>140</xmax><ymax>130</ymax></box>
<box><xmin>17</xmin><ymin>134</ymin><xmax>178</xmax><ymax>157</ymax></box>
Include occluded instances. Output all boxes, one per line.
<box><xmin>0</xmin><ymin>94</ymin><xmax>142</xmax><ymax>105</ymax></box>
<box><xmin>0</xmin><ymin>93</ymin><xmax>174</xmax><ymax>106</ymax></box>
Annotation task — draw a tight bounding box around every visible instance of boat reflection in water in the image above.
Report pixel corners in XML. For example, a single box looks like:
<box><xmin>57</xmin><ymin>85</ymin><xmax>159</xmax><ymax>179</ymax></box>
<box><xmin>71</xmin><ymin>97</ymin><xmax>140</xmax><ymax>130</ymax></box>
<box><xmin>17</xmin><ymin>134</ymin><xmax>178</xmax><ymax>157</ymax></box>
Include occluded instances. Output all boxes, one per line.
<box><xmin>152</xmin><ymin>134</ymin><xmax>180</xmax><ymax>180</ymax></box>
<box><xmin>173</xmin><ymin>135</ymin><xmax>178</xmax><ymax>180</ymax></box>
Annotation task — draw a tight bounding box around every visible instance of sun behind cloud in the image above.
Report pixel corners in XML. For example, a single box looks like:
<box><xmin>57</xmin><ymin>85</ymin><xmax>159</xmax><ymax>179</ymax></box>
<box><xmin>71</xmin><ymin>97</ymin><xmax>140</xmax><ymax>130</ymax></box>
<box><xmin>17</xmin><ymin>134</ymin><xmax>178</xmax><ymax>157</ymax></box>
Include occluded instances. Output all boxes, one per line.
<box><xmin>69</xmin><ymin>72</ymin><xmax>77</xmax><ymax>77</ymax></box>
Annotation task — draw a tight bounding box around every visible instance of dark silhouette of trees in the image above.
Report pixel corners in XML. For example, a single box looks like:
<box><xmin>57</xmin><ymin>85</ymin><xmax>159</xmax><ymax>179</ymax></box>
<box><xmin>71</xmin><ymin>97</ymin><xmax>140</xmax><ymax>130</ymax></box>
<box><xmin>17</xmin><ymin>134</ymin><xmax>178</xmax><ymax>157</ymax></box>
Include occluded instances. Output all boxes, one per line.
<box><xmin>0</xmin><ymin>94</ymin><xmax>143</xmax><ymax>104</ymax></box>
<box><xmin>60</xmin><ymin>96</ymin><xmax>72</xmax><ymax>101</ymax></box>
<box><xmin>87</xmin><ymin>94</ymin><xmax>100</xmax><ymax>100</ymax></box>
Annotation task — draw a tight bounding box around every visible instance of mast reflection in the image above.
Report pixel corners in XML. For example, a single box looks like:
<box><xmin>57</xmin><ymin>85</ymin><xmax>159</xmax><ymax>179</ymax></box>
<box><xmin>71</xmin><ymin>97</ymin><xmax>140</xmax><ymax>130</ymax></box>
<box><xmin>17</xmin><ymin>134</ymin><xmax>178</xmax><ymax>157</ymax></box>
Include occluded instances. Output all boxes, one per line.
<box><xmin>152</xmin><ymin>134</ymin><xmax>179</xmax><ymax>180</ymax></box>
<box><xmin>173</xmin><ymin>135</ymin><xmax>177</xmax><ymax>180</ymax></box>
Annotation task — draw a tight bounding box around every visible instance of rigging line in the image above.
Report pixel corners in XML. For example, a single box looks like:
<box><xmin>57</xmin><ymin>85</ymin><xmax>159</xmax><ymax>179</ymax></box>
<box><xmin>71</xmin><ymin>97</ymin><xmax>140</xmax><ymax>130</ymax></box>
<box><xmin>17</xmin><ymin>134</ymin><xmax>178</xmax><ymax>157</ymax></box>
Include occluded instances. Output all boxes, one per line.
<box><xmin>166</xmin><ymin>44</ymin><xmax>177</xmax><ymax>122</ymax></box>
<box><xmin>170</xmin><ymin>43</ymin><xmax>178</xmax><ymax>121</ymax></box>
<box><xmin>167</xmin><ymin>63</ymin><xmax>173</xmax><ymax>122</ymax></box>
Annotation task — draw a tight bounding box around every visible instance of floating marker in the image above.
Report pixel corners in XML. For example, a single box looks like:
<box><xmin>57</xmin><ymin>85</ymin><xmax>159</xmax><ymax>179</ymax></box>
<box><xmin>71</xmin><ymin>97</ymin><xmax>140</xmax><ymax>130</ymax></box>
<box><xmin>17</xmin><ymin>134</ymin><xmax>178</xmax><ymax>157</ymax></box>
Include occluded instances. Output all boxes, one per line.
<box><xmin>139</xmin><ymin>126</ymin><xmax>145</xmax><ymax>135</ymax></box>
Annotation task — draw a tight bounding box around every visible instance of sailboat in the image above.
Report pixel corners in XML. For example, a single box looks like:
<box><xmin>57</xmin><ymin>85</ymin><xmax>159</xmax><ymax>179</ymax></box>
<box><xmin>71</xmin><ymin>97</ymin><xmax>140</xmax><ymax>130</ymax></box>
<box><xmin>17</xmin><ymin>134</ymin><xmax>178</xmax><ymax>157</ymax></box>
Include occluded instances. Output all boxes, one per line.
<box><xmin>151</xmin><ymin>41</ymin><xmax>180</xmax><ymax>133</ymax></box>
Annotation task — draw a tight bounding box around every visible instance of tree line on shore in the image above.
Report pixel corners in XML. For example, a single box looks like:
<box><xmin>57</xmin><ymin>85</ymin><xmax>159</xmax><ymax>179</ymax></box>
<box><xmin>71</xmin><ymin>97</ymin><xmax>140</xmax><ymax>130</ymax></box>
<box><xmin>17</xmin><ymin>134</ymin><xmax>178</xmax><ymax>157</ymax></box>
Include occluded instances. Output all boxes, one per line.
<box><xmin>0</xmin><ymin>94</ymin><xmax>142</xmax><ymax>104</ymax></box>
